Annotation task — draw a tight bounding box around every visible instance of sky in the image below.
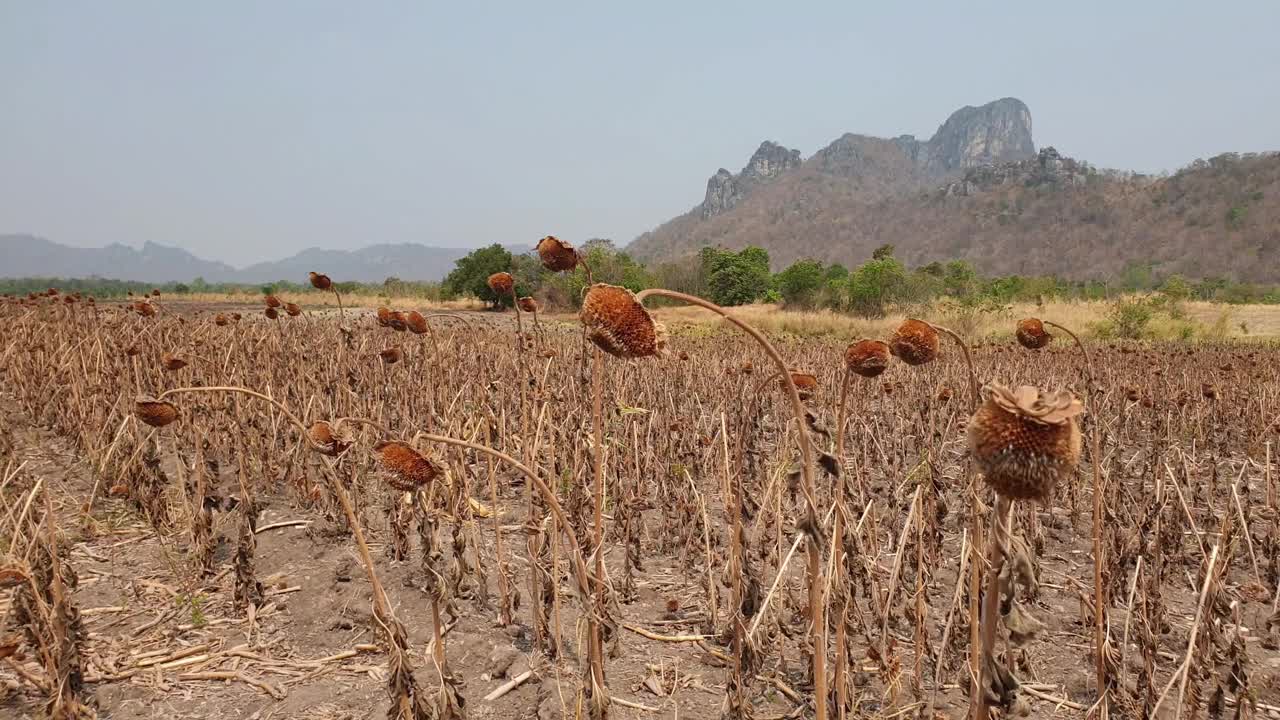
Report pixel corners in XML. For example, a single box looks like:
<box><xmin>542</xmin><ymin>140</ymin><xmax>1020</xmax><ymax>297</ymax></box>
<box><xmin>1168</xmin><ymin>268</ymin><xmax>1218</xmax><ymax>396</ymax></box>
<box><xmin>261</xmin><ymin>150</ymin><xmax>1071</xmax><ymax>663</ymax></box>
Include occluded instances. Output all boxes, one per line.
<box><xmin>2</xmin><ymin>2</ymin><xmax>1277</xmax><ymax>268</ymax></box>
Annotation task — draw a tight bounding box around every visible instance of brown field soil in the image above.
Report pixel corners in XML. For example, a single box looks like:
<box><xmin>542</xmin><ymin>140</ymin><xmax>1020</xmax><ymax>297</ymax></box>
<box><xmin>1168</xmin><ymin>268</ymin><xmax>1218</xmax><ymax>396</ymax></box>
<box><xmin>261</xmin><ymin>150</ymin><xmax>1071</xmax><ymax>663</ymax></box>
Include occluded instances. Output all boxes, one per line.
<box><xmin>4</xmin><ymin>298</ymin><xmax>1280</xmax><ymax>719</ymax></box>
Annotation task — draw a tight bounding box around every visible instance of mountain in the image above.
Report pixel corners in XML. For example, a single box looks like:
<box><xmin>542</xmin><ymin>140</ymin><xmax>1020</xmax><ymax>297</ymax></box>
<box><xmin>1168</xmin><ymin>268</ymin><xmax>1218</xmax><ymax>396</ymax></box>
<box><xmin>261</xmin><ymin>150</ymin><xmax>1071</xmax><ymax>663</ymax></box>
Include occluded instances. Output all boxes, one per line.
<box><xmin>0</xmin><ymin>236</ymin><xmax>532</xmax><ymax>284</ymax></box>
<box><xmin>629</xmin><ymin>98</ymin><xmax>1280</xmax><ymax>282</ymax></box>
<box><xmin>234</xmin><ymin>243</ymin><xmax>530</xmax><ymax>284</ymax></box>
<box><xmin>0</xmin><ymin>236</ymin><xmax>240</xmax><ymax>282</ymax></box>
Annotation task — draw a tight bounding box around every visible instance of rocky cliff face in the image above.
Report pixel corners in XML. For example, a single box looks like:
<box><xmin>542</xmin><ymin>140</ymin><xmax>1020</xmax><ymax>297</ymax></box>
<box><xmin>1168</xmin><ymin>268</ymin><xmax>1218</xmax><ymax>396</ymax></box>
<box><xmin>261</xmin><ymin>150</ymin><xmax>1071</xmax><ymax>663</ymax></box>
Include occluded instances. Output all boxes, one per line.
<box><xmin>695</xmin><ymin>99</ymin><xmax>1033</xmax><ymax>220</ymax></box>
<box><xmin>701</xmin><ymin>141</ymin><xmax>802</xmax><ymax>218</ymax></box>
<box><xmin>915</xmin><ymin>97</ymin><xmax>1035</xmax><ymax>176</ymax></box>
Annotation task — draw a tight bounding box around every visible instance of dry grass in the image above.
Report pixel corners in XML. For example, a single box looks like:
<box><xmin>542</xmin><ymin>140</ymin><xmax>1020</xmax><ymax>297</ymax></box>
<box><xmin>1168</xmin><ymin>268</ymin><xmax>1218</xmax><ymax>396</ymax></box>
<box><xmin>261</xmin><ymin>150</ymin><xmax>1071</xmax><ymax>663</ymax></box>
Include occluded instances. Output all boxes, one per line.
<box><xmin>619</xmin><ymin>299</ymin><xmax>1280</xmax><ymax>342</ymax></box>
<box><xmin>173</xmin><ymin>290</ymin><xmax>486</xmax><ymax>312</ymax></box>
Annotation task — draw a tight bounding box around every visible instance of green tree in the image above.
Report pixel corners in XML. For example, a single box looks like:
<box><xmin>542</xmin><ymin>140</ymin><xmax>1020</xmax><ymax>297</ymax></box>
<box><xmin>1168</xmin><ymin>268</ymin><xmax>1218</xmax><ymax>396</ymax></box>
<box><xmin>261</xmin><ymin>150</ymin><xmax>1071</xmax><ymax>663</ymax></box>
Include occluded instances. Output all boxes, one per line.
<box><xmin>847</xmin><ymin>256</ymin><xmax>907</xmax><ymax>317</ymax></box>
<box><xmin>1159</xmin><ymin>274</ymin><xmax>1192</xmax><ymax>302</ymax></box>
<box><xmin>443</xmin><ymin>243</ymin><xmax>515</xmax><ymax>307</ymax></box>
<box><xmin>943</xmin><ymin>260</ymin><xmax>978</xmax><ymax>297</ymax></box>
<box><xmin>774</xmin><ymin>259</ymin><xmax>825</xmax><ymax>308</ymax></box>
<box><xmin>706</xmin><ymin>246</ymin><xmax>771</xmax><ymax>306</ymax></box>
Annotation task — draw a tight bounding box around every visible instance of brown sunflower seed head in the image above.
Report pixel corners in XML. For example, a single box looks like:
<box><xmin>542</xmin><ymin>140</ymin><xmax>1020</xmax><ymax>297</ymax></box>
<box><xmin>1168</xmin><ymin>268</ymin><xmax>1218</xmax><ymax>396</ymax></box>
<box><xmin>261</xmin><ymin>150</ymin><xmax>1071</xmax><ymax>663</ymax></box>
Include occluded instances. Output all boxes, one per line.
<box><xmin>890</xmin><ymin>319</ymin><xmax>939</xmax><ymax>365</ymax></box>
<box><xmin>135</xmin><ymin>397</ymin><xmax>180</xmax><ymax>428</ymax></box>
<box><xmin>0</xmin><ymin>635</ymin><xmax>19</xmax><ymax>660</ymax></box>
<box><xmin>214</xmin><ymin>313</ymin><xmax>229</xmax><ymax>327</ymax></box>
<box><xmin>404</xmin><ymin>310</ymin><xmax>430</xmax><ymax>335</ymax></box>
<box><xmin>845</xmin><ymin>339</ymin><xmax>891</xmax><ymax>377</ymax></box>
<box><xmin>783</xmin><ymin>372</ymin><xmax>818</xmax><ymax>391</ymax></box>
<box><xmin>487</xmin><ymin>272</ymin><xmax>515</xmax><ymax>296</ymax></box>
<box><xmin>379</xmin><ymin>347</ymin><xmax>402</xmax><ymax>365</ymax></box>
<box><xmin>376</xmin><ymin>306</ymin><xmax>393</xmax><ymax>327</ymax></box>
<box><xmin>1015</xmin><ymin>318</ymin><xmax>1052</xmax><ymax>350</ymax></box>
<box><xmin>308</xmin><ymin>420</ymin><xmax>354</xmax><ymax>457</ymax></box>
<box><xmin>580</xmin><ymin>283</ymin><xmax>668</xmax><ymax>359</ymax></box>
<box><xmin>309</xmin><ymin>271</ymin><xmax>332</xmax><ymax>290</ymax></box>
<box><xmin>517</xmin><ymin>296</ymin><xmax>538</xmax><ymax>313</ymax></box>
<box><xmin>283</xmin><ymin>302</ymin><xmax>302</xmax><ymax>317</ymax></box>
<box><xmin>161</xmin><ymin>352</ymin><xmax>188</xmax><ymax>371</ymax></box>
<box><xmin>264</xmin><ymin>294</ymin><xmax>282</xmax><ymax>308</ymax></box>
<box><xmin>0</xmin><ymin>567</ymin><xmax>28</xmax><ymax>588</ymax></box>
<box><xmin>387</xmin><ymin>311</ymin><xmax>407</xmax><ymax>331</ymax></box>
<box><xmin>536</xmin><ymin>235</ymin><xmax>579</xmax><ymax>272</ymax></box>
<box><xmin>374</xmin><ymin>441</ymin><xmax>440</xmax><ymax>492</ymax></box>
<box><xmin>264</xmin><ymin>306</ymin><xmax>279</xmax><ymax>320</ymax></box>
<box><xmin>967</xmin><ymin>384</ymin><xmax>1084</xmax><ymax>501</ymax></box>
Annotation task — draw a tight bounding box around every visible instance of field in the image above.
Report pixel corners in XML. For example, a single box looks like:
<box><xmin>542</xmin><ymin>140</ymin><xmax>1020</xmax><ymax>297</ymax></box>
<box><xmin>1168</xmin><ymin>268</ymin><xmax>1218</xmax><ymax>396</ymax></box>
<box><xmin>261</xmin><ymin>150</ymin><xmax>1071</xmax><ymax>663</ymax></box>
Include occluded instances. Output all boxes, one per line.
<box><xmin>2</xmin><ymin>288</ymin><xmax>1280</xmax><ymax>720</ymax></box>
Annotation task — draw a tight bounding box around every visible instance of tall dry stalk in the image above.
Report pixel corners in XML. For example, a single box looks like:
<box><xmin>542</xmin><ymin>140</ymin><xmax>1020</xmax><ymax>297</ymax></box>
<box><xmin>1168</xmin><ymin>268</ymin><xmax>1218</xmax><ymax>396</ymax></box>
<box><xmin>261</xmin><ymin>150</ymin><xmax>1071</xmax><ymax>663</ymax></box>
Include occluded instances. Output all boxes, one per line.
<box><xmin>1041</xmin><ymin>318</ymin><xmax>1110</xmax><ymax>710</ymax></box>
<box><xmin>629</xmin><ymin>287</ymin><xmax>827</xmax><ymax>720</ymax></box>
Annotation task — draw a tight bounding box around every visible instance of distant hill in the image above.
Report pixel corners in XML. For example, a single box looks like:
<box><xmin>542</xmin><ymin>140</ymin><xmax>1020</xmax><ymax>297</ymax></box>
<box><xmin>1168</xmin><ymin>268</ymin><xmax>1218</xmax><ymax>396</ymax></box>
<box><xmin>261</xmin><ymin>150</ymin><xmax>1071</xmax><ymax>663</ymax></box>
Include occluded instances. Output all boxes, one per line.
<box><xmin>0</xmin><ymin>236</ymin><xmax>531</xmax><ymax>284</ymax></box>
<box><xmin>629</xmin><ymin>98</ymin><xmax>1280</xmax><ymax>282</ymax></box>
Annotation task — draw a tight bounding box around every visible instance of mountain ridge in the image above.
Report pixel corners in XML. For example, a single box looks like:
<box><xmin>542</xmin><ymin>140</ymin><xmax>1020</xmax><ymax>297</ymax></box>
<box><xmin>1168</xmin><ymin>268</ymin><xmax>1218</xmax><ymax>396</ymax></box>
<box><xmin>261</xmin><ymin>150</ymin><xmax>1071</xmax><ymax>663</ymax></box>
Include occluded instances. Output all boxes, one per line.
<box><xmin>629</xmin><ymin>98</ymin><xmax>1280</xmax><ymax>282</ymax></box>
<box><xmin>0</xmin><ymin>235</ymin><xmax>532</xmax><ymax>284</ymax></box>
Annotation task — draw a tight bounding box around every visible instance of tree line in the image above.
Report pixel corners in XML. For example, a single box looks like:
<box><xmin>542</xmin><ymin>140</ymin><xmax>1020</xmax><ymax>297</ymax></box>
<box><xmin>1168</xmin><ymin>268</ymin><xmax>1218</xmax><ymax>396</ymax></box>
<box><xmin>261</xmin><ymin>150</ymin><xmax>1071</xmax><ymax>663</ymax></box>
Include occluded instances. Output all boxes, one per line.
<box><xmin>5</xmin><ymin>241</ymin><xmax>1278</xmax><ymax>314</ymax></box>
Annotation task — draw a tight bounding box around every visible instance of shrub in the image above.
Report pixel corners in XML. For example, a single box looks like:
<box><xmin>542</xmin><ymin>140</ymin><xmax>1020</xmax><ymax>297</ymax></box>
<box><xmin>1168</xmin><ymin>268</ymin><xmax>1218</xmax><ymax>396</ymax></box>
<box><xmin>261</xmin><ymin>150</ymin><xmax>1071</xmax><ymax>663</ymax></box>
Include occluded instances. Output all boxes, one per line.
<box><xmin>1107</xmin><ymin>297</ymin><xmax>1155</xmax><ymax>339</ymax></box>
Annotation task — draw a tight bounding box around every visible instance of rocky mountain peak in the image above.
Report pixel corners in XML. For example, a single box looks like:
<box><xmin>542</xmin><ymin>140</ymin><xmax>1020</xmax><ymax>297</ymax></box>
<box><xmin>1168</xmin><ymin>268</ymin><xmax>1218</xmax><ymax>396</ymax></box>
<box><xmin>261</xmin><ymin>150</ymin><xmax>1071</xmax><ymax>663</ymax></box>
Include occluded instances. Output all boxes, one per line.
<box><xmin>701</xmin><ymin>140</ymin><xmax>802</xmax><ymax>219</ymax></box>
<box><xmin>918</xmin><ymin>97</ymin><xmax>1034</xmax><ymax>176</ymax></box>
<box><xmin>742</xmin><ymin>141</ymin><xmax>802</xmax><ymax>182</ymax></box>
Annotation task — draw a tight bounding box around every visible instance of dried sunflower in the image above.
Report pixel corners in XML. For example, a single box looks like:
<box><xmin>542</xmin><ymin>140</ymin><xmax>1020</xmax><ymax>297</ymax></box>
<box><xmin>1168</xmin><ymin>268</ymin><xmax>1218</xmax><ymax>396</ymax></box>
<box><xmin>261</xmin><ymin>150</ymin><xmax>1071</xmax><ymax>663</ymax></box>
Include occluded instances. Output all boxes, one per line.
<box><xmin>845</xmin><ymin>340</ymin><xmax>891</xmax><ymax>378</ymax></box>
<box><xmin>536</xmin><ymin>235</ymin><xmax>579</xmax><ymax>272</ymax></box>
<box><xmin>374</xmin><ymin>441</ymin><xmax>440</xmax><ymax>492</ymax></box>
<box><xmin>135</xmin><ymin>397</ymin><xmax>179</xmax><ymax>428</ymax></box>
<box><xmin>890</xmin><ymin>319</ymin><xmax>939</xmax><ymax>365</ymax></box>
<box><xmin>967</xmin><ymin>384</ymin><xmax>1083</xmax><ymax>501</ymax></box>
<box><xmin>580</xmin><ymin>284</ymin><xmax>668</xmax><ymax>359</ymax></box>
<box><xmin>1015</xmin><ymin>318</ymin><xmax>1052</xmax><ymax>350</ymax></box>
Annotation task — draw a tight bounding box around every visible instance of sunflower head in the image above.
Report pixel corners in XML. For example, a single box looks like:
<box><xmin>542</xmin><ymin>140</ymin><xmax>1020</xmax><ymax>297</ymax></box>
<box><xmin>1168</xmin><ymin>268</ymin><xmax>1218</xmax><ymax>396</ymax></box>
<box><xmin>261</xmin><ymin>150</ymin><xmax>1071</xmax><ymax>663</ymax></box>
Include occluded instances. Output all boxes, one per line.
<box><xmin>580</xmin><ymin>284</ymin><xmax>668</xmax><ymax>359</ymax></box>
<box><xmin>536</xmin><ymin>235</ymin><xmax>580</xmax><ymax>272</ymax></box>
<box><xmin>845</xmin><ymin>340</ymin><xmax>891</xmax><ymax>378</ymax></box>
<box><xmin>890</xmin><ymin>319</ymin><xmax>939</xmax><ymax>366</ymax></box>
<box><xmin>967</xmin><ymin>384</ymin><xmax>1084</xmax><ymax>501</ymax></box>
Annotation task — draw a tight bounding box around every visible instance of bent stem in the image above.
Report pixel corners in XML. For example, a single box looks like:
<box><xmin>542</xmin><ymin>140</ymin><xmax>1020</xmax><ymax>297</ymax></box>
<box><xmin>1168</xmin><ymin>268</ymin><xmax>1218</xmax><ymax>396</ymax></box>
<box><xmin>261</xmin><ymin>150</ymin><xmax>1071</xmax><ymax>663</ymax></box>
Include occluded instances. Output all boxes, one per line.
<box><xmin>1045</xmin><ymin>319</ymin><xmax>1108</xmax><ymax>706</ymax></box>
<box><xmin>635</xmin><ymin>288</ymin><xmax>826</xmax><ymax>720</ymax></box>
<box><xmin>156</xmin><ymin>386</ymin><xmax>320</xmax><ymax>451</ymax></box>
<box><xmin>414</xmin><ymin>432</ymin><xmax>593</xmax><ymax>605</ymax></box>
<box><xmin>926</xmin><ymin>322</ymin><xmax>979</xmax><ymax>409</ymax></box>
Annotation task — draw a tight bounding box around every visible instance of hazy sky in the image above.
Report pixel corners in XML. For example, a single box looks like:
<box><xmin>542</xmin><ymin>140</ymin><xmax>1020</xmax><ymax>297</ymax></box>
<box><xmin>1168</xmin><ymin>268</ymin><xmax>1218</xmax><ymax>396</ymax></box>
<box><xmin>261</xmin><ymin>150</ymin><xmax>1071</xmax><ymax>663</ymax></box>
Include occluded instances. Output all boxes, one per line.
<box><xmin>2</xmin><ymin>2</ymin><xmax>1277</xmax><ymax>267</ymax></box>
